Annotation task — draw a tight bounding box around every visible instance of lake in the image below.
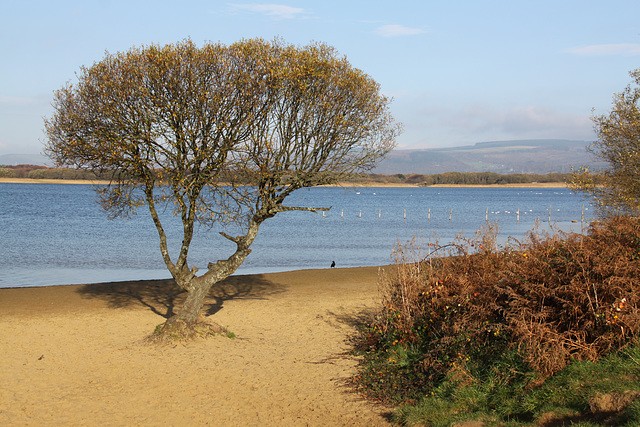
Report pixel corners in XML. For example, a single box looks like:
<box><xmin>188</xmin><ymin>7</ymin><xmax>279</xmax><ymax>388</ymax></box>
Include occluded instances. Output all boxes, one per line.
<box><xmin>0</xmin><ymin>183</ymin><xmax>593</xmax><ymax>288</ymax></box>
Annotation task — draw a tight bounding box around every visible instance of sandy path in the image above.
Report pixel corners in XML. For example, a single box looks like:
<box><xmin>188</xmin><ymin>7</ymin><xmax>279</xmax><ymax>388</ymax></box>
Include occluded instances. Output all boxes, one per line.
<box><xmin>0</xmin><ymin>267</ymin><xmax>392</xmax><ymax>426</ymax></box>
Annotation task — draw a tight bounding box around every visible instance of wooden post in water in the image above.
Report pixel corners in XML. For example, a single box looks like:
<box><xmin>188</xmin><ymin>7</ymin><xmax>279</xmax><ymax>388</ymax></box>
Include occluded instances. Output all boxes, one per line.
<box><xmin>359</xmin><ymin>210</ymin><xmax>362</xmax><ymax>218</ymax></box>
<box><xmin>379</xmin><ymin>209</ymin><xmax>381</xmax><ymax>219</ymax></box>
<box><xmin>486</xmin><ymin>207</ymin><xmax>488</xmax><ymax>221</ymax></box>
<box><xmin>428</xmin><ymin>208</ymin><xmax>431</xmax><ymax>221</ymax></box>
<box><xmin>341</xmin><ymin>209</ymin><xmax>343</xmax><ymax>218</ymax></box>
<box><xmin>449</xmin><ymin>208</ymin><xmax>453</xmax><ymax>221</ymax></box>
<box><xmin>517</xmin><ymin>208</ymin><xmax>520</xmax><ymax>223</ymax></box>
<box><xmin>404</xmin><ymin>209</ymin><xmax>406</xmax><ymax>220</ymax></box>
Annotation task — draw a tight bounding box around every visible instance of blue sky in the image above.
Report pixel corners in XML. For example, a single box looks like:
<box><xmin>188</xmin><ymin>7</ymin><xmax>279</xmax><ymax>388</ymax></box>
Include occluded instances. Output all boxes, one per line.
<box><xmin>1</xmin><ymin>0</ymin><xmax>640</xmax><ymax>156</ymax></box>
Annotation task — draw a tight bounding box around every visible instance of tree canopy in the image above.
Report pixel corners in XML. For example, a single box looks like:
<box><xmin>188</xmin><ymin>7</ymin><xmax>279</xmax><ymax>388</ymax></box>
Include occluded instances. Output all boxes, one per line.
<box><xmin>571</xmin><ymin>68</ymin><xmax>640</xmax><ymax>215</ymax></box>
<box><xmin>44</xmin><ymin>38</ymin><xmax>400</xmax><ymax>336</ymax></box>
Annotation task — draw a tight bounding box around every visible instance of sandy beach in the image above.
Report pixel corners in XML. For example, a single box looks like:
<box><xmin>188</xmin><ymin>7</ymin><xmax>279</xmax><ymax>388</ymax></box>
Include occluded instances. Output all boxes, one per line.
<box><xmin>0</xmin><ymin>267</ymin><xmax>393</xmax><ymax>426</ymax></box>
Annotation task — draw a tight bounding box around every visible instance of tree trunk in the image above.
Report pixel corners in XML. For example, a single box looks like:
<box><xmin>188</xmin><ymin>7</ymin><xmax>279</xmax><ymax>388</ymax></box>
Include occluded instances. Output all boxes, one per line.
<box><xmin>152</xmin><ymin>218</ymin><xmax>260</xmax><ymax>340</ymax></box>
<box><xmin>152</xmin><ymin>277</ymin><xmax>224</xmax><ymax>341</ymax></box>
<box><xmin>175</xmin><ymin>279</ymin><xmax>212</xmax><ymax>324</ymax></box>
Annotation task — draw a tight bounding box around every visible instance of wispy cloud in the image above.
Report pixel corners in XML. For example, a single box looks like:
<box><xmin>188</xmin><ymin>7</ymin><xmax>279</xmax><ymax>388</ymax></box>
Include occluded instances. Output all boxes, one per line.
<box><xmin>567</xmin><ymin>43</ymin><xmax>640</xmax><ymax>56</ymax></box>
<box><xmin>438</xmin><ymin>105</ymin><xmax>593</xmax><ymax>141</ymax></box>
<box><xmin>0</xmin><ymin>95</ymin><xmax>38</xmax><ymax>106</ymax></box>
<box><xmin>228</xmin><ymin>3</ymin><xmax>306</xmax><ymax>19</ymax></box>
<box><xmin>374</xmin><ymin>24</ymin><xmax>426</xmax><ymax>38</ymax></box>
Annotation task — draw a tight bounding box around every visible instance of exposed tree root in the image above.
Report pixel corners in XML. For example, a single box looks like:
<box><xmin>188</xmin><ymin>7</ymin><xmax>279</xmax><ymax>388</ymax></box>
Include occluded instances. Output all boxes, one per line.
<box><xmin>148</xmin><ymin>316</ymin><xmax>233</xmax><ymax>343</ymax></box>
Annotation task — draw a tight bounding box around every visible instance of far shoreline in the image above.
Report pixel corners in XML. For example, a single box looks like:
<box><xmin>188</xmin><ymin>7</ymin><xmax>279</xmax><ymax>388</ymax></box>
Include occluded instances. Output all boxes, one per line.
<box><xmin>0</xmin><ymin>177</ymin><xmax>568</xmax><ymax>188</ymax></box>
<box><xmin>0</xmin><ymin>177</ymin><xmax>112</xmax><ymax>185</ymax></box>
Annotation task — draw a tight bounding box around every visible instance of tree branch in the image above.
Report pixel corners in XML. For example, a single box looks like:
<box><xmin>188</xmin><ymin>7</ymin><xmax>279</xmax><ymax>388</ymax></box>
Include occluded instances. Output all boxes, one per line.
<box><xmin>219</xmin><ymin>231</ymin><xmax>243</xmax><ymax>244</ymax></box>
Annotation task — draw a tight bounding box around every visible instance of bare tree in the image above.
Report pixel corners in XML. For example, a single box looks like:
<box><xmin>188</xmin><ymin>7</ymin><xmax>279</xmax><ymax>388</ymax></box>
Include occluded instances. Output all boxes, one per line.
<box><xmin>44</xmin><ymin>38</ymin><xmax>400</xmax><ymax>337</ymax></box>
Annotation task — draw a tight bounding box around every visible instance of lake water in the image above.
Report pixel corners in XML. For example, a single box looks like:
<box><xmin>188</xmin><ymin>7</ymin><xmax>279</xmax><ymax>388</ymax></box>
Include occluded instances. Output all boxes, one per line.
<box><xmin>0</xmin><ymin>183</ymin><xmax>593</xmax><ymax>288</ymax></box>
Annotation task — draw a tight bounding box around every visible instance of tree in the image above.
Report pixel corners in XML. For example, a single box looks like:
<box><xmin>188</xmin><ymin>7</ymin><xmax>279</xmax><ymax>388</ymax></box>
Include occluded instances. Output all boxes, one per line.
<box><xmin>44</xmin><ymin>38</ymin><xmax>400</xmax><ymax>337</ymax></box>
<box><xmin>571</xmin><ymin>68</ymin><xmax>640</xmax><ymax>215</ymax></box>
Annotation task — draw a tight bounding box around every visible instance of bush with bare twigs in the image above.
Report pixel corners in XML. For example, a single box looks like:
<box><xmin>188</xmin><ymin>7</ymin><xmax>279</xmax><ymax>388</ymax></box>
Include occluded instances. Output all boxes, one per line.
<box><xmin>351</xmin><ymin>216</ymin><xmax>640</xmax><ymax>405</ymax></box>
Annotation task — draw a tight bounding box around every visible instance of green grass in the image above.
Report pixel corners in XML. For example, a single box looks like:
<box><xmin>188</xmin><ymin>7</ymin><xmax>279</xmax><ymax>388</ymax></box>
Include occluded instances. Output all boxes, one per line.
<box><xmin>390</xmin><ymin>344</ymin><xmax>640</xmax><ymax>426</ymax></box>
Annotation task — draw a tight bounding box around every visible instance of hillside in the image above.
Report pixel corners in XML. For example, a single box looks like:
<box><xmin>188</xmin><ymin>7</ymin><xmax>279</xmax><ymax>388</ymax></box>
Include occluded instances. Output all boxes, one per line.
<box><xmin>2</xmin><ymin>139</ymin><xmax>603</xmax><ymax>176</ymax></box>
<box><xmin>373</xmin><ymin>139</ymin><xmax>602</xmax><ymax>175</ymax></box>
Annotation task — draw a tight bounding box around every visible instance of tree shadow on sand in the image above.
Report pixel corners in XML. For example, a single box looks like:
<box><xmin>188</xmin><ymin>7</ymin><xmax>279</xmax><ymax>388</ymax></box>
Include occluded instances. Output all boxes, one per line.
<box><xmin>75</xmin><ymin>274</ymin><xmax>287</xmax><ymax>319</ymax></box>
<box><xmin>326</xmin><ymin>307</ymin><xmax>377</xmax><ymax>329</ymax></box>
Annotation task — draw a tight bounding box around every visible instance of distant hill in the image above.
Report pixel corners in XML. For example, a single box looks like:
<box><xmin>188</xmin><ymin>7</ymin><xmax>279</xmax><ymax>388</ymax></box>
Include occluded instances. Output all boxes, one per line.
<box><xmin>2</xmin><ymin>139</ymin><xmax>603</xmax><ymax>175</ymax></box>
<box><xmin>373</xmin><ymin>139</ymin><xmax>603</xmax><ymax>175</ymax></box>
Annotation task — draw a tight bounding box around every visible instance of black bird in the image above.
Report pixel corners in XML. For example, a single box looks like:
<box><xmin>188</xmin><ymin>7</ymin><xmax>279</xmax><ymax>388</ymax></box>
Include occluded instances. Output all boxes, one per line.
<box><xmin>331</xmin><ymin>261</ymin><xmax>336</xmax><ymax>268</ymax></box>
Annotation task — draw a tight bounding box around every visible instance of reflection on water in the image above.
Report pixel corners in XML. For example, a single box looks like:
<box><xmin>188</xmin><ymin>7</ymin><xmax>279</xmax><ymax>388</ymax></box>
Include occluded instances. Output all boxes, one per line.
<box><xmin>0</xmin><ymin>183</ymin><xmax>593</xmax><ymax>287</ymax></box>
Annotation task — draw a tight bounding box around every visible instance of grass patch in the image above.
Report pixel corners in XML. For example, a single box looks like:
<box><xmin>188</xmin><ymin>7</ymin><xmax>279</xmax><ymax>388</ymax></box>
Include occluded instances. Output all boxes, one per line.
<box><xmin>391</xmin><ymin>345</ymin><xmax>640</xmax><ymax>426</ymax></box>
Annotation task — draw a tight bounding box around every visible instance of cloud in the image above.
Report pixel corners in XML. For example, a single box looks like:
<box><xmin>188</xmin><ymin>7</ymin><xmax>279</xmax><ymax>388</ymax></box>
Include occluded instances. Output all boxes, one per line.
<box><xmin>0</xmin><ymin>95</ymin><xmax>38</xmax><ymax>106</ymax></box>
<box><xmin>388</xmin><ymin>99</ymin><xmax>598</xmax><ymax>149</ymax></box>
<box><xmin>442</xmin><ymin>105</ymin><xmax>593</xmax><ymax>140</ymax></box>
<box><xmin>374</xmin><ymin>24</ymin><xmax>426</xmax><ymax>38</ymax></box>
<box><xmin>228</xmin><ymin>3</ymin><xmax>306</xmax><ymax>19</ymax></box>
<box><xmin>499</xmin><ymin>106</ymin><xmax>589</xmax><ymax>134</ymax></box>
<box><xmin>567</xmin><ymin>43</ymin><xmax>640</xmax><ymax>56</ymax></box>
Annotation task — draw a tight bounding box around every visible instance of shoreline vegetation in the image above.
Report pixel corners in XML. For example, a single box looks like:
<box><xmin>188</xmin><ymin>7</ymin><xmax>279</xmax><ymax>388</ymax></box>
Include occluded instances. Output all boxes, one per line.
<box><xmin>0</xmin><ymin>165</ymin><xmax>570</xmax><ymax>187</ymax></box>
<box><xmin>350</xmin><ymin>216</ymin><xmax>640</xmax><ymax>425</ymax></box>
<box><xmin>0</xmin><ymin>177</ymin><xmax>568</xmax><ymax>188</ymax></box>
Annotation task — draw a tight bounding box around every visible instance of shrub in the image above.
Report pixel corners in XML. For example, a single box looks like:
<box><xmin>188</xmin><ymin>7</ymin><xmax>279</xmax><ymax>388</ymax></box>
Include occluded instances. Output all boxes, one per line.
<box><xmin>27</xmin><ymin>168</ymin><xmax>106</xmax><ymax>180</ymax></box>
<box><xmin>351</xmin><ymin>216</ymin><xmax>640</xmax><ymax>405</ymax></box>
<box><xmin>0</xmin><ymin>164</ymin><xmax>47</xmax><ymax>178</ymax></box>
<box><xmin>0</xmin><ymin>167</ymin><xmax>17</xmax><ymax>178</ymax></box>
